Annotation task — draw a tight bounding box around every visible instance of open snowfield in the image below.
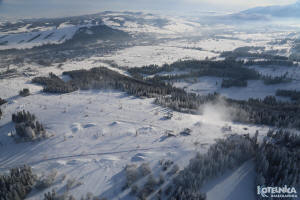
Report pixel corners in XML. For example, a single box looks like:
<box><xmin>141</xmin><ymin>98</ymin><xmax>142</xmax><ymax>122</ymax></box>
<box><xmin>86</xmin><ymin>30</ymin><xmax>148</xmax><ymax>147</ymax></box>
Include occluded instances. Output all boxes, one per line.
<box><xmin>170</xmin><ymin>64</ymin><xmax>300</xmax><ymax>100</ymax></box>
<box><xmin>0</xmin><ymin>80</ymin><xmax>269</xmax><ymax>199</ymax></box>
<box><xmin>0</xmin><ymin>59</ymin><xmax>272</xmax><ymax>198</ymax></box>
<box><xmin>174</xmin><ymin>76</ymin><xmax>300</xmax><ymax>101</ymax></box>
<box><xmin>100</xmin><ymin>45</ymin><xmax>218</xmax><ymax>68</ymax></box>
<box><xmin>1</xmin><ymin>10</ymin><xmax>300</xmax><ymax>199</ymax></box>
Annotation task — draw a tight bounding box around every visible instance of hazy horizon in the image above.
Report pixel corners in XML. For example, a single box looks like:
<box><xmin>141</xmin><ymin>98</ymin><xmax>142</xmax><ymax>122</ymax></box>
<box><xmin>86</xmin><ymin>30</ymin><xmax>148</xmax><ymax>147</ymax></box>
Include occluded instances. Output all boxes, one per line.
<box><xmin>0</xmin><ymin>0</ymin><xmax>298</xmax><ymax>20</ymax></box>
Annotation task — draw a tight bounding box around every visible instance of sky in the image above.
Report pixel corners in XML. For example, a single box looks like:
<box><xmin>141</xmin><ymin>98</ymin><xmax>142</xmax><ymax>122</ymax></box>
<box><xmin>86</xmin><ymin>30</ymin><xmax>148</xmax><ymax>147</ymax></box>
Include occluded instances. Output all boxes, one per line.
<box><xmin>0</xmin><ymin>0</ymin><xmax>298</xmax><ymax>19</ymax></box>
<box><xmin>186</xmin><ymin>0</ymin><xmax>297</xmax><ymax>9</ymax></box>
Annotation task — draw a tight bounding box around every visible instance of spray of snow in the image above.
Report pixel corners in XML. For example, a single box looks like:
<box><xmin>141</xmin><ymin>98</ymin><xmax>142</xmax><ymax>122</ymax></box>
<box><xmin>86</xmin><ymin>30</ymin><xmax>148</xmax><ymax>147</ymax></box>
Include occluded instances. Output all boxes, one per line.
<box><xmin>199</xmin><ymin>97</ymin><xmax>246</xmax><ymax>126</ymax></box>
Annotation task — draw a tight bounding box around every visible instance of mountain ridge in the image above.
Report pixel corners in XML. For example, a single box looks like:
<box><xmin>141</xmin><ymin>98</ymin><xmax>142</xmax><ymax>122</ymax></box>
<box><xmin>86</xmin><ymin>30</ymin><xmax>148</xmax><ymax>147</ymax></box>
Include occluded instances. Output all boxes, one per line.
<box><xmin>237</xmin><ymin>1</ymin><xmax>300</xmax><ymax>19</ymax></box>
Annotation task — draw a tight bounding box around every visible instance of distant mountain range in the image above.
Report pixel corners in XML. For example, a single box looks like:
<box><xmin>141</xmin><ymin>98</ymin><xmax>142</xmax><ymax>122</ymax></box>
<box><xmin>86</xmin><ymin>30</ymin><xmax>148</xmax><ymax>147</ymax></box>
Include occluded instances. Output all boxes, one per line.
<box><xmin>231</xmin><ymin>1</ymin><xmax>300</xmax><ymax>20</ymax></box>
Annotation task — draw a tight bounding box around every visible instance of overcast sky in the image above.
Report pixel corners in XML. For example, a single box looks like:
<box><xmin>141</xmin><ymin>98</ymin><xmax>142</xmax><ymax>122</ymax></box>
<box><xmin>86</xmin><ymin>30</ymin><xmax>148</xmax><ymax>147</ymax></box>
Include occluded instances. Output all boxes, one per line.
<box><xmin>0</xmin><ymin>0</ymin><xmax>298</xmax><ymax>19</ymax></box>
<box><xmin>185</xmin><ymin>0</ymin><xmax>296</xmax><ymax>9</ymax></box>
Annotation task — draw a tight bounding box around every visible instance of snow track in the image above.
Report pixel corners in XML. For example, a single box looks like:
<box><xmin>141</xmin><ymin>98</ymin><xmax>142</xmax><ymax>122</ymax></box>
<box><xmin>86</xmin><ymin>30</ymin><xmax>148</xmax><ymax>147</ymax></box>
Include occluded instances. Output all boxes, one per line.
<box><xmin>0</xmin><ymin>145</ymin><xmax>179</xmax><ymax>170</ymax></box>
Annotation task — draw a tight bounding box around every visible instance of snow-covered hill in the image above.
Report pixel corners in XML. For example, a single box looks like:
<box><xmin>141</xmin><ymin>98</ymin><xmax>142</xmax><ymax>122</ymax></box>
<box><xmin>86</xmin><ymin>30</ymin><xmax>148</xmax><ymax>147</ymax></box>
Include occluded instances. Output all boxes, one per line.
<box><xmin>232</xmin><ymin>1</ymin><xmax>300</xmax><ymax>20</ymax></box>
<box><xmin>0</xmin><ymin>23</ymin><xmax>85</xmax><ymax>50</ymax></box>
<box><xmin>0</xmin><ymin>12</ymin><xmax>202</xmax><ymax>50</ymax></box>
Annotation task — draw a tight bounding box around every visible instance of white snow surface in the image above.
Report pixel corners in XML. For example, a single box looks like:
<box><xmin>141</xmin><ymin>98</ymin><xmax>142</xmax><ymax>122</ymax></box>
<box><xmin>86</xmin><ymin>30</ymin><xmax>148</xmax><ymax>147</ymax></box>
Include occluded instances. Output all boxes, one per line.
<box><xmin>101</xmin><ymin>45</ymin><xmax>218</xmax><ymax>68</ymax></box>
<box><xmin>0</xmin><ymin>63</ymin><xmax>271</xmax><ymax>199</ymax></box>
<box><xmin>0</xmin><ymin>22</ymin><xmax>95</xmax><ymax>50</ymax></box>
<box><xmin>1</xmin><ymin>12</ymin><xmax>299</xmax><ymax>199</ymax></box>
<box><xmin>172</xmin><ymin>64</ymin><xmax>300</xmax><ymax>101</ymax></box>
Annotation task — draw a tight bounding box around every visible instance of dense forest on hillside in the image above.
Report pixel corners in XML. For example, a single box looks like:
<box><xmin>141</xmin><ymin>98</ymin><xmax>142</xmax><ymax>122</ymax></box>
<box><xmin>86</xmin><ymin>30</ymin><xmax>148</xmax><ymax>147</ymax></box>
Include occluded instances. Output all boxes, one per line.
<box><xmin>125</xmin><ymin>130</ymin><xmax>299</xmax><ymax>200</ymax></box>
<box><xmin>129</xmin><ymin>60</ymin><xmax>260</xmax><ymax>80</ymax></box>
<box><xmin>276</xmin><ymin>89</ymin><xmax>300</xmax><ymax>101</ymax></box>
<box><xmin>128</xmin><ymin>60</ymin><xmax>291</xmax><ymax>87</ymax></box>
<box><xmin>256</xmin><ymin>130</ymin><xmax>300</xmax><ymax>193</ymax></box>
<box><xmin>220</xmin><ymin>48</ymin><xmax>290</xmax><ymax>61</ymax></box>
<box><xmin>166</xmin><ymin>134</ymin><xmax>256</xmax><ymax>200</ymax></box>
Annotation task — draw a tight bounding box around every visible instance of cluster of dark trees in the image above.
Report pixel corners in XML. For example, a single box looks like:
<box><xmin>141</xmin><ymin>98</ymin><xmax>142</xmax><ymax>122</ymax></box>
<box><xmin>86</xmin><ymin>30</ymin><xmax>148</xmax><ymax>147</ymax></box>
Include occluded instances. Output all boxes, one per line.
<box><xmin>290</xmin><ymin>41</ymin><xmax>300</xmax><ymax>61</ymax></box>
<box><xmin>256</xmin><ymin>130</ymin><xmax>300</xmax><ymax>189</ymax></box>
<box><xmin>0</xmin><ymin>69</ymin><xmax>17</xmax><ymax>77</ymax></box>
<box><xmin>63</xmin><ymin>67</ymin><xmax>187</xmax><ymax>98</ymax></box>
<box><xmin>0</xmin><ymin>98</ymin><xmax>6</xmax><ymax>119</ymax></box>
<box><xmin>129</xmin><ymin>60</ymin><xmax>261</xmax><ymax>82</ymax></box>
<box><xmin>220</xmin><ymin>49</ymin><xmax>290</xmax><ymax>62</ymax></box>
<box><xmin>244</xmin><ymin>60</ymin><xmax>295</xmax><ymax>67</ymax></box>
<box><xmin>32</xmin><ymin>73</ymin><xmax>77</xmax><ymax>93</ymax></box>
<box><xmin>19</xmin><ymin>88</ymin><xmax>30</xmax><ymax>97</ymax></box>
<box><xmin>276</xmin><ymin>89</ymin><xmax>300</xmax><ymax>101</ymax></box>
<box><xmin>12</xmin><ymin>110</ymin><xmax>37</xmax><ymax>123</ymax></box>
<box><xmin>234</xmin><ymin>96</ymin><xmax>300</xmax><ymax>129</ymax></box>
<box><xmin>261</xmin><ymin>73</ymin><xmax>291</xmax><ymax>85</ymax></box>
<box><xmin>221</xmin><ymin>46</ymin><xmax>300</xmax><ymax>67</ymax></box>
<box><xmin>165</xmin><ymin>134</ymin><xmax>256</xmax><ymax>200</ymax></box>
<box><xmin>129</xmin><ymin>59</ymin><xmax>294</xmax><ymax>89</ymax></box>
<box><xmin>0</xmin><ymin>165</ymin><xmax>36</xmax><ymax>200</ymax></box>
<box><xmin>12</xmin><ymin>110</ymin><xmax>46</xmax><ymax>141</ymax></box>
<box><xmin>43</xmin><ymin>190</ymin><xmax>76</xmax><ymax>200</ymax></box>
<box><xmin>43</xmin><ymin>191</ymin><xmax>103</xmax><ymax>200</ymax></box>
<box><xmin>128</xmin><ymin>64</ymin><xmax>169</xmax><ymax>75</ymax></box>
<box><xmin>155</xmin><ymin>93</ymin><xmax>220</xmax><ymax>112</ymax></box>
<box><xmin>157</xmin><ymin>93</ymin><xmax>300</xmax><ymax>130</ymax></box>
<box><xmin>221</xmin><ymin>78</ymin><xmax>247</xmax><ymax>88</ymax></box>
<box><xmin>0</xmin><ymin>98</ymin><xmax>6</xmax><ymax>106</ymax></box>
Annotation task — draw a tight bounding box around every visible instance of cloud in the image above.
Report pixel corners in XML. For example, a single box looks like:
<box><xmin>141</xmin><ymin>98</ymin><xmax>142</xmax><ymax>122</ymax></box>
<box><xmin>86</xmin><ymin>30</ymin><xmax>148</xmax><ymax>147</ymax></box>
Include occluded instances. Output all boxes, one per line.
<box><xmin>181</xmin><ymin>0</ymin><xmax>297</xmax><ymax>10</ymax></box>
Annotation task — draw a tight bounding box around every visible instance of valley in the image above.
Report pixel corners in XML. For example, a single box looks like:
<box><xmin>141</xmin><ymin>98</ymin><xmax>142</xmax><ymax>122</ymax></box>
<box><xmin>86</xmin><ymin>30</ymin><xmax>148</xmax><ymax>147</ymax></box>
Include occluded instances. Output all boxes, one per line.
<box><xmin>0</xmin><ymin>7</ymin><xmax>300</xmax><ymax>200</ymax></box>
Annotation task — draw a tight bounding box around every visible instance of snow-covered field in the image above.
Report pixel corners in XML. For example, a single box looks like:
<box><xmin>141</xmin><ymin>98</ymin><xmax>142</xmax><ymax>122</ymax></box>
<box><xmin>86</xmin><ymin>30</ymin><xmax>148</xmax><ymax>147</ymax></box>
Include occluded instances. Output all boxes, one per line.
<box><xmin>0</xmin><ymin>77</ymin><xmax>269</xmax><ymax>199</ymax></box>
<box><xmin>100</xmin><ymin>45</ymin><xmax>218</xmax><ymax>68</ymax></box>
<box><xmin>174</xmin><ymin>77</ymin><xmax>300</xmax><ymax>101</ymax></box>
<box><xmin>171</xmin><ymin>64</ymin><xmax>300</xmax><ymax>100</ymax></box>
<box><xmin>0</xmin><ymin>53</ymin><xmax>273</xmax><ymax>198</ymax></box>
<box><xmin>1</xmin><ymin>11</ymin><xmax>300</xmax><ymax>199</ymax></box>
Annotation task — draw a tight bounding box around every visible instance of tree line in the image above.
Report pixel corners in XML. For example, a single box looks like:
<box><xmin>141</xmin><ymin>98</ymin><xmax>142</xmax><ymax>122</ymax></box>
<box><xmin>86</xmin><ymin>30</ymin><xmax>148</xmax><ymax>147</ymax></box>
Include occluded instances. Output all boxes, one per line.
<box><xmin>276</xmin><ymin>89</ymin><xmax>300</xmax><ymax>101</ymax></box>
<box><xmin>32</xmin><ymin>72</ymin><xmax>77</xmax><ymax>93</ymax></box>
<box><xmin>129</xmin><ymin>59</ymin><xmax>292</xmax><ymax>88</ymax></box>
<box><xmin>166</xmin><ymin>134</ymin><xmax>256</xmax><ymax>200</ymax></box>
<box><xmin>256</xmin><ymin>129</ymin><xmax>300</xmax><ymax>197</ymax></box>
